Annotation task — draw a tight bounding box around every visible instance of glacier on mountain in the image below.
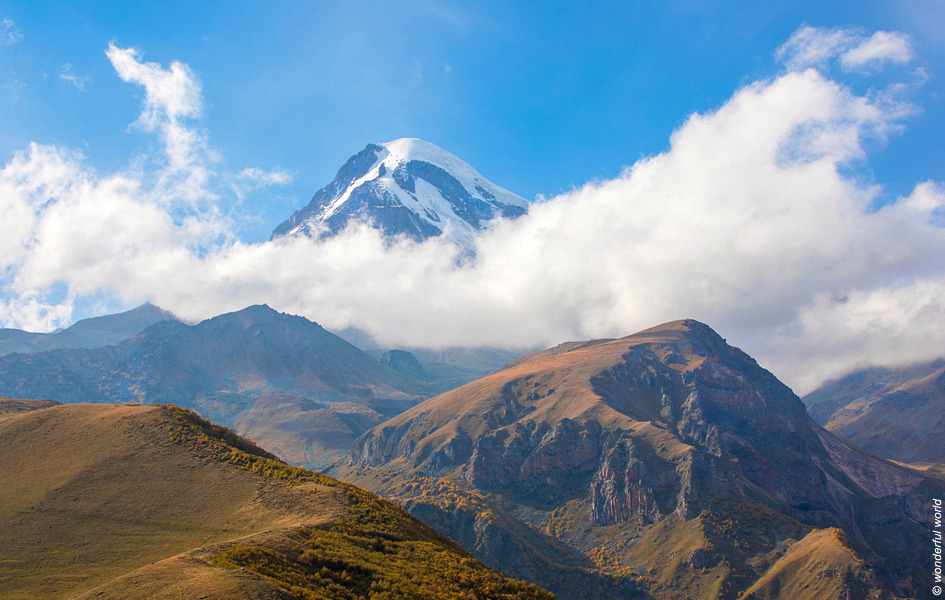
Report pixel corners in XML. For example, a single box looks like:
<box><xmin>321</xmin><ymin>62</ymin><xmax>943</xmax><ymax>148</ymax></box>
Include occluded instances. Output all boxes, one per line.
<box><xmin>271</xmin><ymin>138</ymin><xmax>528</xmax><ymax>249</ymax></box>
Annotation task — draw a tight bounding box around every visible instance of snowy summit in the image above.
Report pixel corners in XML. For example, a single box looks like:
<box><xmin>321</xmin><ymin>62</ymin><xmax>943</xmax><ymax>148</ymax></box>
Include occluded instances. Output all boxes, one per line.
<box><xmin>271</xmin><ymin>138</ymin><xmax>528</xmax><ymax>249</ymax></box>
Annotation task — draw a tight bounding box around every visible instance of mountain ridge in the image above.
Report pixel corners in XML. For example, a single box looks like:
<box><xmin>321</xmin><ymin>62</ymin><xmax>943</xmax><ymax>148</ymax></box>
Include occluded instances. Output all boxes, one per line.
<box><xmin>803</xmin><ymin>358</ymin><xmax>945</xmax><ymax>463</ymax></box>
<box><xmin>0</xmin><ymin>304</ymin><xmax>430</xmax><ymax>468</ymax></box>
<box><xmin>0</xmin><ymin>302</ymin><xmax>177</xmax><ymax>356</ymax></box>
<box><xmin>333</xmin><ymin>318</ymin><xmax>941</xmax><ymax>599</ymax></box>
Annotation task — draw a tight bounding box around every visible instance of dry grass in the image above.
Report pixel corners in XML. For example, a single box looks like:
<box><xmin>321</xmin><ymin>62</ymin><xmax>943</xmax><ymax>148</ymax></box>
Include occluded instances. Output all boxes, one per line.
<box><xmin>0</xmin><ymin>403</ymin><xmax>340</xmax><ymax>599</ymax></box>
<box><xmin>743</xmin><ymin>528</ymin><xmax>876</xmax><ymax>599</ymax></box>
<box><xmin>0</xmin><ymin>402</ymin><xmax>552</xmax><ymax>599</ymax></box>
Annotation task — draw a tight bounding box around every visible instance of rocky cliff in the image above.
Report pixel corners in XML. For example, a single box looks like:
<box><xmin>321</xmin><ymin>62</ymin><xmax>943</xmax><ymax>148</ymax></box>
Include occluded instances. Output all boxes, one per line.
<box><xmin>335</xmin><ymin>320</ymin><xmax>942</xmax><ymax>599</ymax></box>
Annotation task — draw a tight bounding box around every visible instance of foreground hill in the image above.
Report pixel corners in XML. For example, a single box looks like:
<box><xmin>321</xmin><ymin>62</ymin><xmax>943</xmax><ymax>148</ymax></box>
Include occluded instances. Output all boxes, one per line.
<box><xmin>0</xmin><ymin>302</ymin><xmax>177</xmax><ymax>356</ymax></box>
<box><xmin>803</xmin><ymin>359</ymin><xmax>945</xmax><ymax>464</ymax></box>
<box><xmin>0</xmin><ymin>305</ymin><xmax>429</xmax><ymax>468</ymax></box>
<box><xmin>334</xmin><ymin>320</ymin><xmax>941</xmax><ymax>599</ymax></box>
<box><xmin>0</xmin><ymin>399</ymin><xmax>551</xmax><ymax>600</ymax></box>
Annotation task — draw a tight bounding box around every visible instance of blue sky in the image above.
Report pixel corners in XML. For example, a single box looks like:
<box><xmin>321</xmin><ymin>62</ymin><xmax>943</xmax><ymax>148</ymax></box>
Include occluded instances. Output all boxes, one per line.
<box><xmin>2</xmin><ymin>1</ymin><xmax>943</xmax><ymax>242</ymax></box>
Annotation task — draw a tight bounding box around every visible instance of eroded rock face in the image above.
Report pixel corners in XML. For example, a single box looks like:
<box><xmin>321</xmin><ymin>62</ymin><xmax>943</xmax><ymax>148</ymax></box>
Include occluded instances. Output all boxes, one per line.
<box><xmin>351</xmin><ymin>324</ymin><xmax>837</xmax><ymax>525</ymax></box>
<box><xmin>401</xmin><ymin>495</ymin><xmax>632</xmax><ymax>600</ymax></box>
<box><xmin>380</xmin><ymin>349</ymin><xmax>425</xmax><ymax>379</ymax></box>
<box><xmin>591</xmin><ymin>435</ymin><xmax>662</xmax><ymax>525</ymax></box>
<box><xmin>340</xmin><ymin>320</ymin><xmax>944</xmax><ymax>598</ymax></box>
<box><xmin>465</xmin><ymin>419</ymin><xmax>602</xmax><ymax>495</ymax></box>
<box><xmin>429</xmin><ymin>429</ymin><xmax>473</xmax><ymax>471</ymax></box>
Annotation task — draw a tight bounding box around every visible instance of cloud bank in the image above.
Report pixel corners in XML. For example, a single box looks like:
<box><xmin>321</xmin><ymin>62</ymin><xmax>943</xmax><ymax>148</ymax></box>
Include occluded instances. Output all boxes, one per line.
<box><xmin>1</xmin><ymin>31</ymin><xmax>944</xmax><ymax>393</ymax></box>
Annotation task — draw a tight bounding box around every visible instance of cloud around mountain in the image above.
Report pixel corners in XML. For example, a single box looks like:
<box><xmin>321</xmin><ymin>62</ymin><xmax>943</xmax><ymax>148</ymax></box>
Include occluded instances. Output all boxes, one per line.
<box><xmin>1</xmin><ymin>26</ymin><xmax>943</xmax><ymax>393</ymax></box>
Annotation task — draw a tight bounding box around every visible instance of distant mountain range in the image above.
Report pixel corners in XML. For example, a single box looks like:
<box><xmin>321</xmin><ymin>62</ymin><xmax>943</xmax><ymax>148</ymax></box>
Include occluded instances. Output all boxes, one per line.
<box><xmin>804</xmin><ymin>358</ymin><xmax>945</xmax><ymax>464</ymax></box>
<box><xmin>333</xmin><ymin>320</ymin><xmax>942</xmax><ymax>599</ymax></box>
<box><xmin>271</xmin><ymin>138</ymin><xmax>528</xmax><ymax>249</ymax></box>
<box><xmin>0</xmin><ymin>304</ymin><xmax>526</xmax><ymax>470</ymax></box>
<box><xmin>2</xmin><ymin>302</ymin><xmax>941</xmax><ymax>599</ymax></box>
<box><xmin>0</xmin><ymin>302</ymin><xmax>176</xmax><ymax>355</ymax></box>
<box><xmin>0</xmin><ymin>399</ymin><xmax>550</xmax><ymax>600</ymax></box>
<box><xmin>0</xmin><ymin>304</ymin><xmax>430</xmax><ymax>469</ymax></box>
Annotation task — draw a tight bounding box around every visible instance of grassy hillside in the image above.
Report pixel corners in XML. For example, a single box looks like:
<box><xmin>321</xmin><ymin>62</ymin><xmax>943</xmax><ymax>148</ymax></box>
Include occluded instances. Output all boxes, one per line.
<box><xmin>0</xmin><ymin>399</ymin><xmax>552</xmax><ymax>599</ymax></box>
<box><xmin>742</xmin><ymin>528</ymin><xmax>881</xmax><ymax>599</ymax></box>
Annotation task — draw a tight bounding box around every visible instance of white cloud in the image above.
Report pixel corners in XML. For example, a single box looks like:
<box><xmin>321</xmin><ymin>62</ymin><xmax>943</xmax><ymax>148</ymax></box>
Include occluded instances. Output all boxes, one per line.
<box><xmin>238</xmin><ymin>167</ymin><xmax>293</xmax><ymax>186</ymax></box>
<box><xmin>105</xmin><ymin>44</ymin><xmax>201</xmax><ymax>125</ymax></box>
<box><xmin>777</xmin><ymin>25</ymin><xmax>914</xmax><ymax>73</ymax></box>
<box><xmin>105</xmin><ymin>43</ymin><xmax>211</xmax><ymax>201</ymax></box>
<box><xmin>228</xmin><ymin>167</ymin><xmax>293</xmax><ymax>205</ymax></box>
<box><xmin>1</xmin><ymin>28</ymin><xmax>943</xmax><ymax>394</ymax></box>
<box><xmin>1</xmin><ymin>19</ymin><xmax>23</xmax><ymax>46</ymax></box>
<box><xmin>841</xmin><ymin>31</ymin><xmax>914</xmax><ymax>71</ymax></box>
<box><xmin>0</xmin><ymin>294</ymin><xmax>73</xmax><ymax>333</ymax></box>
<box><xmin>776</xmin><ymin>26</ymin><xmax>858</xmax><ymax>71</ymax></box>
<box><xmin>58</xmin><ymin>63</ymin><xmax>92</xmax><ymax>91</ymax></box>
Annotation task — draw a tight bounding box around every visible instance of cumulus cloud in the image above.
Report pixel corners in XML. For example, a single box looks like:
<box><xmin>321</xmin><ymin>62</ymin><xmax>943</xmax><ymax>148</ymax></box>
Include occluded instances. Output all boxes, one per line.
<box><xmin>1</xmin><ymin>18</ymin><xmax>23</xmax><ymax>46</ymax></box>
<box><xmin>777</xmin><ymin>25</ymin><xmax>914</xmax><ymax>73</ymax></box>
<box><xmin>1</xmin><ymin>29</ymin><xmax>943</xmax><ymax>393</ymax></box>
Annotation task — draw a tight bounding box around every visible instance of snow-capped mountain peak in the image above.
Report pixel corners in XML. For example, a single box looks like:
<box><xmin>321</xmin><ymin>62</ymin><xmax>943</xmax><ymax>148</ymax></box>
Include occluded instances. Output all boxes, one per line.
<box><xmin>271</xmin><ymin>138</ymin><xmax>528</xmax><ymax>249</ymax></box>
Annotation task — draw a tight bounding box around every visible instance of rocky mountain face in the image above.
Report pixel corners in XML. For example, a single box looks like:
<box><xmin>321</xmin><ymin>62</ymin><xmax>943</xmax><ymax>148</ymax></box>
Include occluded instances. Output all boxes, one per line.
<box><xmin>333</xmin><ymin>320</ymin><xmax>942</xmax><ymax>599</ymax></box>
<box><xmin>0</xmin><ymin>302</ymin><xmax>177</xmax><ymax>356</ymax></box>
<box><xmin>0</xmin><ymin>304</ymin><xmax>430</xmax><ymax>469</ymax></box>
<box><xmin>0</xmin><ymin>400</ymin><xmax>551</xmax><ymax>600</ymax></box>
<box><xmin>804</xmin><ymin>359</ymin><xmax>945</xmax><ymax>464</ymax></box>
<box><xmin>380</xmin><ymin>349</ymin><xmax>426</xmax><ymax>379</ymax></box>
<box><xmin>271</xmin><ymin>138</ymin><xmax>528</xmax><ymax>249</ymax></box>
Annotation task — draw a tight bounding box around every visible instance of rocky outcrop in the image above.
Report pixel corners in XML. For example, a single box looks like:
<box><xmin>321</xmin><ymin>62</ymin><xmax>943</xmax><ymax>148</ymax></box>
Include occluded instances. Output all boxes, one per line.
<box><xmin>591</xmin><ymin>435</ymin><xmax>664</xmax><ymax>524</ymax></box>
<box><xmin>379</xmin><ymin>349</ymin><xmax>425</xmax><ymax>379</ymax></box>
<box><xmin>338</xmin><ymin>319</ymin><xmax>944</xmax><ymax>599</ymax></box>
<box><xmin>465</xmin><ymin>419</ymin><xmax>601</xmax><ymax>497</ymax></box>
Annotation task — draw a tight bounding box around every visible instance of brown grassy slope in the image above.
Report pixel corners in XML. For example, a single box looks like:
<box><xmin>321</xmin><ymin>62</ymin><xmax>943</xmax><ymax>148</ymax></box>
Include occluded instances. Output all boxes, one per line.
<box><xmin>0</xmin><ymin>400</ymin><xmax>552</xmax><ymax>600</ymax></box>
<box><xmin>0</xmin><ymin>402</ymin><xmax>341</xmax><ymax>599</ymax></box>
<box><xmin>803</xmin><ymin>361</ymin><xmax>945</xmax><ymax>463</ymax></box>
<box><xmin>0</xmin><ymin>304</ymin><xmax>431</xmax><ymax>471</ymax></box>
<box><xmin>895</xmin><ymin>461</ymin><xmax>945</xmax><ymax>479</ymax></box>
<box><xmin>743</xmin><ymin>529</ymin><xmax>883</xmax><ymax>599</ymax></box>
<box><xmin>825</xmin><ymin>364</ymin><xmax>945</xmax><ymax>463</ymax></box>
<box><xmin>72</xmin><ymin>551</ymin><xmax>296</xmax><ymax>600</ymax></box>
<box><xmin>0</xmin><ymin>397</ymin><xmax>59</xmax><ymax>420</ymax></box>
